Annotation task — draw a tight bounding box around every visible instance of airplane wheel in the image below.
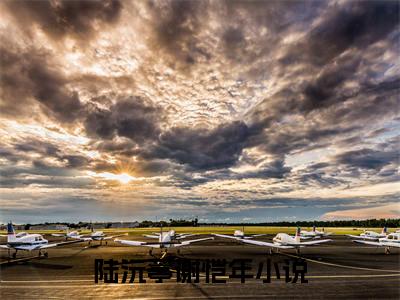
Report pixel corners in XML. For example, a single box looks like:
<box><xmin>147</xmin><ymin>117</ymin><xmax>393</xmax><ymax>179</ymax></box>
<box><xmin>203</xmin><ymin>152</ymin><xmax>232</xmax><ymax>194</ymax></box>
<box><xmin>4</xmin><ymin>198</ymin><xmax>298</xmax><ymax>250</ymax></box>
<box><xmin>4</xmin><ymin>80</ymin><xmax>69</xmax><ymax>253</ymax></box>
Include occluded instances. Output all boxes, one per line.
<box><xmin>149</xmin><ymin>249</ymin><xmax>153</xmax><ymax>255</ymax></box>
<box><xmin>13</xmin><ymin>252</ymin><xmax>17</xmax><ymax>259</ymax></box>
<box><xmin>105</xmin><ymin>241</ymin><xmax>108</xmax><ymax>245</ymax></box>
<box><xmin>177</xmin><ymin>249</ymin><xmax>181</xmax><ymax>255</ymax></box>
<box><xmin>44</xmin><ymin>252</ymin><xmax>49</xmax><ymax>258</ymax></box>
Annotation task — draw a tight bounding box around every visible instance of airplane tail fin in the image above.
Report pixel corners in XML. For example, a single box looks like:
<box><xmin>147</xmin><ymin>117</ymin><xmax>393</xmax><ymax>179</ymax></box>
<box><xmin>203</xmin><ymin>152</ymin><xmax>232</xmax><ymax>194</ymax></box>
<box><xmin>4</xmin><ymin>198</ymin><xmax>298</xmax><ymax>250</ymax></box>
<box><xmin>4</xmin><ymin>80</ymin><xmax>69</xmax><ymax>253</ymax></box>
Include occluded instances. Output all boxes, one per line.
<box><xmin>382</xmin><ymin>226</ymin><xmax>388</xmax><ymax>234</ymax></box>
<box><xmin>295</xmin><ymin>227</ymin><xmax>301</xmax><ymax>243</ymax></box>
<box><xmin>7</xmin><ymin>222</ymin><xmax>16</xmax><ymax>243</ymax></box>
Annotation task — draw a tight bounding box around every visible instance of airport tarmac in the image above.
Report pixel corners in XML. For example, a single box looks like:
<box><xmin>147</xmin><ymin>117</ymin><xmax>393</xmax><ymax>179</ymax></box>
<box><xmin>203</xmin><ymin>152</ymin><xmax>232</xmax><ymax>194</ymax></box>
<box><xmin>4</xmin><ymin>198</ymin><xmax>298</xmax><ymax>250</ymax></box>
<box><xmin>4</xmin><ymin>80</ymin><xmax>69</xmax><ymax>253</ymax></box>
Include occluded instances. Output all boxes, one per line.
<box><xmin>0</xmin><ymin>235</ymin><xmax>399</xmax><ymax>299</ymax></box>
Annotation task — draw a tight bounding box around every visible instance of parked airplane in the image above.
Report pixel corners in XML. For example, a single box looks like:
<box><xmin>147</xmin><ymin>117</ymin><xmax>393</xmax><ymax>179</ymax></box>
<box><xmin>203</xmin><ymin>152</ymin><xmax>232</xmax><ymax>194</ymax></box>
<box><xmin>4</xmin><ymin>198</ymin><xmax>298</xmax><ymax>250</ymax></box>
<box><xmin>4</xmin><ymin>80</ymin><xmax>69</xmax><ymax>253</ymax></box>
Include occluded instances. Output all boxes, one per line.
<box><xmin>115</xmin><ymin>227</ymin><xmax>213</xmax><ymax>255</ymax></box>
<box><xmin>143</xmin><ymin>229</ymin><xmax>195</xmax><ymax>241</ymax></box>
<box><xmin>353</xmin><ymin>232</ymin><xmax>400</xmax><ymax>254</ymax></box>
<box><xmin>346</xmin><ymin>227</ymin><xmax>388</xmax><ymax>241</ymax></box>
<box><xmin>213</xmin><ymin>227</ymin><xmax>266</xmax><ymax>240</ymax></box>
<box><xmin>51</xmin><ymin>229</ymin><xmax>83</xmax><ymax>240</ymax></box>
<box><xmin>300</xmin><ymin>226</ymin><xmax>332</xmax><ymax>238</ymax></box>
<box><xmin>0</xmin><ymin>222</ymin><xmax>82</xmax><ymax>258</ymax></box>
<box><xmin>216</xmin><ymin>227</ymin><xmax>332</xmax><ymax>254</ymax></box>
<box><xmin>81</xmin><ymin>226</ymin><xmax>127</xmax><ymax>245</ymax></box>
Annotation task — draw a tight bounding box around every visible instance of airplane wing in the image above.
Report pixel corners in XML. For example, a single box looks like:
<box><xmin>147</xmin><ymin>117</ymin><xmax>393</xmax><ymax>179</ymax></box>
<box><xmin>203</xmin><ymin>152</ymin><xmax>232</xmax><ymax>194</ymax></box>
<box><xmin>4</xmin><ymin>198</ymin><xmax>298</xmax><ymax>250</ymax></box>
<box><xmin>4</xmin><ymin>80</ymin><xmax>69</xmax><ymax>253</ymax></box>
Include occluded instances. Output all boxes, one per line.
<box><xmin>101</xmin><ymin>233</ymin><xmax>127</xmax><ymax>240</ymax></box>
<box><xmin>244</xmin><ymin>234</ymin><xmax>266</xmax><ymax>239</ymax></box>
<box><xmin>353</xmin><ymin>240</ymin><xmax>382</xmax><ymax>246</ymax></box>
<box><xmin>239</xmin><ymin>239</ymin><xmax>294</xmax><ymax>249</ymax></box>
<box><xmin>212</xmin><ymin>234</ymin><xmax>241</xmax><ymax>240</ymax></box>
<box><xmin>175</xmin><ymin>234</ymin><xmax>196</xmax><ymax>239</ymax></box>
<box><xmin>37</xmin><ymin>239</ymin><xmax>83</xmax><ymax>249</ymax></box>
<box><xmin>353</xmin><ymin>240</ymin><xmax>400</xmax><ymax>248</ymax></box>
<box><xmin>174</xmin><ymin>237</ymin><xmax>214</xmax><ymax>247</ymax></box>
<box><xmin>114</xmin><ymin>239</ymin><xmax>161</xmax><ymax>248</ymax></box>
<box><xmin>143</xmin><ymin>234</ymin><xmax>161</xmax><ymax>239</ymax></box>
<box><xmin>0</xmin><ymin>244</ymin><xmax>11</xmax><ymax>249</ymax></box>
<box><xmin>346</xmin><ymin>234</ymin><xmax>378</xmax><ymax>240</ymax></box>
<box><xmin>51</xmin><ymin>234</ymin><xmax>66</xmax><ymax>237</ymax></box>
<box><xmin>297</xmin><ymin>239</ymin><xmax>332</xmax><ymax>246</ymax></box>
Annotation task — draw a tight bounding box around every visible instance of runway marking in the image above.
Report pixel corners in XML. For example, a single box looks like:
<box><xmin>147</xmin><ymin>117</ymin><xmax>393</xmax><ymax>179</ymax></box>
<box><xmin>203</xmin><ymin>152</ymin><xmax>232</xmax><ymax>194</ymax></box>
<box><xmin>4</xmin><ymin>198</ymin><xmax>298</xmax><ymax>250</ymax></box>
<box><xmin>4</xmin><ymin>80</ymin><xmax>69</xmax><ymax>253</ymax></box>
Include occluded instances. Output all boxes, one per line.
<box><xmin>281</xmin><ymin>253</ymin><xmax>400</xmax><ymax>273</ymax></box>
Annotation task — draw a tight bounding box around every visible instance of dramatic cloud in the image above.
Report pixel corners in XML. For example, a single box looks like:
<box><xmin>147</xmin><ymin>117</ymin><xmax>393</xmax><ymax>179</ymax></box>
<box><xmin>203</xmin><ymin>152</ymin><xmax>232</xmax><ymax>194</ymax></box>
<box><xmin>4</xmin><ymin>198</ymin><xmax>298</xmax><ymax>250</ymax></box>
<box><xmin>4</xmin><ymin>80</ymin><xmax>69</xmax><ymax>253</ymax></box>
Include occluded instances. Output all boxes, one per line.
<box><xmin>0</xmin><ymin>0</ymin><xmax>399</xmax><ymax>222</ymax></box>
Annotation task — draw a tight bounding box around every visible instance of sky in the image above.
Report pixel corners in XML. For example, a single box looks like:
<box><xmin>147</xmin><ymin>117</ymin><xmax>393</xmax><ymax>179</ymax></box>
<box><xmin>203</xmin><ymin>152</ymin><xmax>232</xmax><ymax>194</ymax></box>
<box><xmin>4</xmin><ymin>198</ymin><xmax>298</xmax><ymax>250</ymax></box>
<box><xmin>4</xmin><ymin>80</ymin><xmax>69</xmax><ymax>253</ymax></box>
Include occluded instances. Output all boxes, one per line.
<box><xmin>0</xmin><ymin>0</ymin><xmax>399</xmax><ymax>224</ymax></box>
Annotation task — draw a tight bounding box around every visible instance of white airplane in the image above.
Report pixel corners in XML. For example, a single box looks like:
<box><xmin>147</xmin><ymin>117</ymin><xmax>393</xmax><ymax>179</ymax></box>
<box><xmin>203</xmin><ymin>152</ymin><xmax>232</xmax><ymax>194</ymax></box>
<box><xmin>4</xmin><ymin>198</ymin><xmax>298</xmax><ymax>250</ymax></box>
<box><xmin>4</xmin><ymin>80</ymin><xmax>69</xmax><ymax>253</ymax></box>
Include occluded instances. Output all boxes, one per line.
<box><xmin>300</xmin><ymin>226</ymin><xmax>332</xmax><ymax>238</ymax></box>
<box><xmin>81</xmin><ymin>226</ymin><xmax>127</xmax><ymax>245</ymax></box>
<box><xmin>353</xmin><ymin>232</ymin><xmax>400</xmax><ymax>254</ymax></box>
<box><xmin>346</xmin><ymin>227</ymin><xmax>388</xmax><ymax>241</ymax></box>
<box><xmin>143</xmin><ymin>229</ymin><xmax>195</xmax><ymax>241</ymax></box>
<box><xmin>51</xmin><ymin>229</ymin><xmax>83</xmax><ymax>240</ymax></box>
<box><xmin>115</xmin><ymin>227</ymin><xmax>213</xmax><ymax>255</ymax></box>
<box><xmin>0</xmin><ymin>222</ymin><xmax>82</xmax><ymax>258</ymax></box>
<box><xmin>213</xmin><ymin>227</ymin><xmax>266</xmax><ymax>240</ymax></box>
<box><xmin>215</xmin><ymin>227</ymin><xmax>332</xmax><ymax>254</ymax></box>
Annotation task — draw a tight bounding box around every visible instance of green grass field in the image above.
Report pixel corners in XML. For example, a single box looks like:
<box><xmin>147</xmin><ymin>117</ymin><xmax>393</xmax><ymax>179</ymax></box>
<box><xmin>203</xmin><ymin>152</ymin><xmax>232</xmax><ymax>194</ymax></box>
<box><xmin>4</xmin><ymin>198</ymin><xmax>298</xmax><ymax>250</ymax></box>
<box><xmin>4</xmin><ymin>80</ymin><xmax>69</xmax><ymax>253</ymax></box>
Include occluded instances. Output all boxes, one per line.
<box><xmin>1</xmin><ymin>226</ymin><xmax>397</xmax><ymax>236</ymax></box>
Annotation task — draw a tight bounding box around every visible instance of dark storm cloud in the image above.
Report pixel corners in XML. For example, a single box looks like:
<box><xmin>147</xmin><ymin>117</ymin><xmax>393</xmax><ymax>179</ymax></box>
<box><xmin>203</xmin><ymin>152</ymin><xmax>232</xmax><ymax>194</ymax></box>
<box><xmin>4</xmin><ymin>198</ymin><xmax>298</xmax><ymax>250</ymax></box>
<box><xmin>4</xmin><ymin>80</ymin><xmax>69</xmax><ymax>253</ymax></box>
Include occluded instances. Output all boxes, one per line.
<box><xmin>14</xmin><ymin>139</ymin><xmax>59</xmax><ymax>157</ymax></box>
<box><xmin>334</xmin><ymin>148</ymin><xmax>398</xmax><ymax>170</ymax></box>
<box><xmin>84</xmin><ymin>96</ymin><xmax>163</xmax><ymax>143</ymax></box>
<box><xmin>300</xmin><ymin>55</ymin><xmax>361</xmax><ymax>112</ymax></box>
<box><xmin>3</xmin><ymin>0</ymin><xmax>122</xmax><ymax>41</ymax></box>
<box><xmin>0</xmin><ymin>45</ymin><xmax>84</xmax><ymax>122</ymax></box>
<box><xmin>283</xmin><ymin>0</ymin><xmax>400</xmax><ymax>66</ymax></box>
<box><xmin>144</xmin><ymin>121</ymin><xmax>250</xmax><ymax>170</ymax></box>
<box><xmin>229</xmin><ymin>194</ymin><xmax>399</xmax><ymax>209</ymax></box>
<box><xmin>148</xmin><ymin>0</ymin><xmax>210</xmax><ymax>64</ymax></box>
<box><xmin>297</xmin><ymin>173</ymin><xmax>346</xmax><ymax>187</ymax></box>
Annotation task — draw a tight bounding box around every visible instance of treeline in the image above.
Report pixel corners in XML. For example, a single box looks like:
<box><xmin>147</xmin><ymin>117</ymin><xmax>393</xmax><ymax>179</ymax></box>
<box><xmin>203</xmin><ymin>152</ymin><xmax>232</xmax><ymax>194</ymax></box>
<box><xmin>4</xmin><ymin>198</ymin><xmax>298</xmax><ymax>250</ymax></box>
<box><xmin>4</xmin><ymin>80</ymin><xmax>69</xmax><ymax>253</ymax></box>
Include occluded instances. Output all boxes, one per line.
<box><xmin>20</xmin><ymin>218</ymin><xmax>400</xmax><ymax>229</ymax></box>
<box><xmin>204</xmin><ymin>218</ymin><xmax>400</xmax><ymax>228</ymax></box>
<box><xmin>141</xmin><ymin>218</ymin><xmax>199</xmax><ymax>227</ymax></box>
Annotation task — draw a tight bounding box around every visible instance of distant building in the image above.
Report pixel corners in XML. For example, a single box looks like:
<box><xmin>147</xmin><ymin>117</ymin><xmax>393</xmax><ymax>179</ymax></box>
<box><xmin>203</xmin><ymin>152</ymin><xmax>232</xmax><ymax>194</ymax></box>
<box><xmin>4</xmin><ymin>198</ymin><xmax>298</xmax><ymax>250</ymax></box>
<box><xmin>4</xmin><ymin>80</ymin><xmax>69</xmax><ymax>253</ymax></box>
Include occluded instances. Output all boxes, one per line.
<box><xmin>91</xmin><ymin>221</ymin><xmax>139</xmax><ymax>229</ymax></box>
<box><xmin>29</xmin><ymin>224</ymin><xmax>68</xmax><ymax>231</ymax></box>
<box><xmin>0</xmin><ymin>224</ymin><xmax>25</xmax><ymax>230</ymax></box>
<box><xmin>110</xmin><ymin>221</ymin><xmax>139</xmax><ymax>228</ymax></box>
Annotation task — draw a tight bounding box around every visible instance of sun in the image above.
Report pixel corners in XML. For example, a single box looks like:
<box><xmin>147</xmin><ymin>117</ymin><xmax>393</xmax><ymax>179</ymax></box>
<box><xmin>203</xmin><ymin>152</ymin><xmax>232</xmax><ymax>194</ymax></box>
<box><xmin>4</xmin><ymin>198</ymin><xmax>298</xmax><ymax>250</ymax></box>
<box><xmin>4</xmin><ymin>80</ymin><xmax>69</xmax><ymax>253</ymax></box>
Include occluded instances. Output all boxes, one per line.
<box><xmin>115</xmin><ymin>173</ymin><xmax>135</xmax><ymax>184</ymax></box>
<box><xmin>88</xmin><ymin>171</ymin><xmax>135</xmax><ymax>184</ymax></box>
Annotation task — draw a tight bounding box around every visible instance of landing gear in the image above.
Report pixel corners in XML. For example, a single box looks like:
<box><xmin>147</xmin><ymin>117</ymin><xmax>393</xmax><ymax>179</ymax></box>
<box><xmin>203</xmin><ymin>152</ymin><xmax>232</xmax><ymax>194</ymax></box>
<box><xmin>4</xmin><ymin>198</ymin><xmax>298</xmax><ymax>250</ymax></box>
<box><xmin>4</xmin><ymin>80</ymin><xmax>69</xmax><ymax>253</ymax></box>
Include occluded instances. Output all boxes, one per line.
<box><xmin>149</xmin><ymin>249</ymin><xmax>153</xmax><ymax>256</ymax></box>
<box><xmin>105</xmin><ymin>241</ymin><xmax>108</xmax><ymax>246</ymax></box>
<box><xmin>296</xmin><ymin>248</ymin><xmax>300</xmax><ymax>255</ymax></box>
<box><xmin>177</xmin><ymin>249</ymin><xmax>181</xmax><ymax>255</ymax></box>
<box><xmin>268</xmin><ymin>248</ymin><xmax>273</xmax><ymax>255</ymax></box>
<box><xmin>385</xmin><ymin>247</ymin><xmax>390</xmax><ymax>254</ymax></box>
<box><xmin>44</xmin><ymin>252</ymin><xmax>48</xmax><ymax>258</ymax></box>
<box><xmin>12</xmin><ymin>251</ymin><xmax>17</xmax><ymax>259</ymax></box>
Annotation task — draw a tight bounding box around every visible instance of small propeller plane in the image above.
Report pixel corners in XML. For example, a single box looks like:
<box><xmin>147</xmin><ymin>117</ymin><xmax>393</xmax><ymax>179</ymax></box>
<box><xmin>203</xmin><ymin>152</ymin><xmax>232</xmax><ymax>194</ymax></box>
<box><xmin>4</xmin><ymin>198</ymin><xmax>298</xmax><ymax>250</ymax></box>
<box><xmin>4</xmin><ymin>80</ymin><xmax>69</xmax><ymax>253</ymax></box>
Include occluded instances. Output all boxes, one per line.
<box><xmin>300</xmin><ymin>226</ymin><xmax>332</xmax><ymax>238</ymax></box>
<box><xmin>115</xmin><ymin>226</ymin><xmax>213</xmax><ymax>255</ymax></box>
<box><xmin>0</xmin><ymin>222</ymin><xmax>82</xmax><ymax>258</ymax></box>
<box><xmin>352</xmin><ymin>232</ymin><xmax>400</xmax><ymax>254</ymax></box>
<box><xmin>346</xmin><ymin>227</ymin><xmax>388</xmax><ymax>241</ymax></box>
<box><xmin>80</xmin><ymin>226</ymin><xmax>127</xmax><ymax>246</ymax></box>
<box><xmin>143</xmin><ymin>229</ymin><xmax>195</xmax><ymax>241</ymax></box>
<box><xmin>213</xmin><ymin>226</ymin><xmax>266</xmax><ymax>240</ymax></box>
<box><xmin>215</xmin><ymin>227</ymin><xmax>332</xmax><ymax>254</ymax></box>
<box><xmin>51</xmin><ymin>229</ymin><xmax>83</xmax><ymax>240</ymax></box>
